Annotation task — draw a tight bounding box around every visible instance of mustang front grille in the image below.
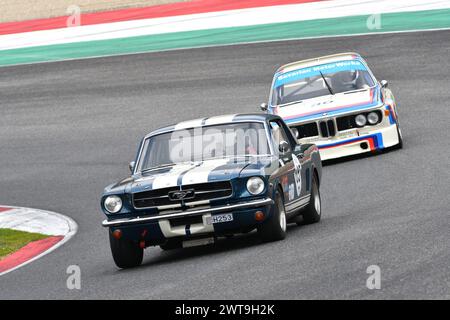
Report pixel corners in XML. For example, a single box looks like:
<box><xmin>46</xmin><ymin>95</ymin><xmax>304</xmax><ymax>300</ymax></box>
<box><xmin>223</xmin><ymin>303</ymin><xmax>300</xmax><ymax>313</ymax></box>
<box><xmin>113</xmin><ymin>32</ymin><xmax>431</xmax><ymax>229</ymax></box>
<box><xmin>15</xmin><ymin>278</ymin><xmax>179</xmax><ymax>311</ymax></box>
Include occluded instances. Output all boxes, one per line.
<box><xmin>133</xmin><ymin>181</ymin><xmax>233</xmax><ymax>209</ymax></box>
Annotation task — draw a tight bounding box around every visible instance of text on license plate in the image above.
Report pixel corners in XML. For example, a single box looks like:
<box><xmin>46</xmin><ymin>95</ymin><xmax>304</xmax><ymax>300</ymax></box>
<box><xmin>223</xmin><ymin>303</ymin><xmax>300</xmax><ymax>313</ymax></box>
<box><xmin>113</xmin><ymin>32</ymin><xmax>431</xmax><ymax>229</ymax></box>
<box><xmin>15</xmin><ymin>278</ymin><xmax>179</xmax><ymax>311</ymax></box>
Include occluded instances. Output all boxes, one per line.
<box><xmin>206</xmin><ymin>213</ymin><xmax>233</xmax><ymax>225</ymax></box>
<box><xmin>337</xmin><ymin>130</ymin><xmax>358</xmax><ymax>139</ymax></box>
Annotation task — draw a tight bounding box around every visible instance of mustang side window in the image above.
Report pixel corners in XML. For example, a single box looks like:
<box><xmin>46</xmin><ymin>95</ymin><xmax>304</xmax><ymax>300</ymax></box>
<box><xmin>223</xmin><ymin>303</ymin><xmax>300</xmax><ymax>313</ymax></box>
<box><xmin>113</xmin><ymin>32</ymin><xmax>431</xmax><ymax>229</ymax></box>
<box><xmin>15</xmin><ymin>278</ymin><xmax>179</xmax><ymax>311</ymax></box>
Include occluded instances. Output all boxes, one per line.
<box><xmin>269</xmin><ymin>121</ymin><xmax>291</xmax><ymax>153</ymax></box>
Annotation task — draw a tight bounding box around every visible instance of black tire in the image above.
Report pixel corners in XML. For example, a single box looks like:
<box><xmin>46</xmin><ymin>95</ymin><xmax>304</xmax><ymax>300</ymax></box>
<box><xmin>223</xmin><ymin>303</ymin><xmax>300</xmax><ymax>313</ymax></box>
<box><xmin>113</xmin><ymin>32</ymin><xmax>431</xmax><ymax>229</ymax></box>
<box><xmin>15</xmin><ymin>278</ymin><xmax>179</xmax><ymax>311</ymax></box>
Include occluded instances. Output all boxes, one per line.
<box><xmin>395</xmin><ymin>124</ymin><xmax>403</xmax><ymax>149</ymax></box>
<box><xmin>258</xmin><ymin>191</ymin><xmax>287</xmax><ymax>242</ymax></box>
<box><xmin>109</xmin><ymin>229</ymin><xmax>143</xmax><ymax>269</ymax></box>
<box><xmin>299</xmin><ymin>175</ymin><xmax>321</xmax><ymax>225</ymax></box>
<box><xmin>160</xmin><ymin>240</ymin><xmax>182</xmax><ymax>251</ymax></box>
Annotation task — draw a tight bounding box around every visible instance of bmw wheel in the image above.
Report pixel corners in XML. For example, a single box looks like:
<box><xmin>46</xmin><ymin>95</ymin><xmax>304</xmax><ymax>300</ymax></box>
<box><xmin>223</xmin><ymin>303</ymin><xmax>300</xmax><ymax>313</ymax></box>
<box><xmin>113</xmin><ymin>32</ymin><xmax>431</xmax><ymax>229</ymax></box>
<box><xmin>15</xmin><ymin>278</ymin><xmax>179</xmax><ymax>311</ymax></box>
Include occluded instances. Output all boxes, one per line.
<box><xmin>396</xmin><ymin>123</ymin><xmax>403</xmax><ymax>149</ymax></box>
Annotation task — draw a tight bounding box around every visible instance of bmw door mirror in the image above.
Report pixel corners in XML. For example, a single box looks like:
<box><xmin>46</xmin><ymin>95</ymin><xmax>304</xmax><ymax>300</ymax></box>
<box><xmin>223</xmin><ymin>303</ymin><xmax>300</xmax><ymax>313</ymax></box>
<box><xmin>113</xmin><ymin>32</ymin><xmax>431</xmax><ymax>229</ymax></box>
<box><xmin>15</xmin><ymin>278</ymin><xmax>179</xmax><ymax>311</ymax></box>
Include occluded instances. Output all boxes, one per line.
<box><xmin>380</xmin><ymin>80</ymin><xmax>388</xmax><ymax>88</ymax></box>
<box><xmin>260</xmin><ymin>103</ymin><xmax>268</xmax><ymax>111</ymax></box>
<box><xmin>279</xmin><ymin>141</ymin><xmax>291</xmax><ymax>155</ymax></box>
<box><xmin>129</xmin><ymin>161</ymin><xmax>136</xmax><ymax>173</ymax></box>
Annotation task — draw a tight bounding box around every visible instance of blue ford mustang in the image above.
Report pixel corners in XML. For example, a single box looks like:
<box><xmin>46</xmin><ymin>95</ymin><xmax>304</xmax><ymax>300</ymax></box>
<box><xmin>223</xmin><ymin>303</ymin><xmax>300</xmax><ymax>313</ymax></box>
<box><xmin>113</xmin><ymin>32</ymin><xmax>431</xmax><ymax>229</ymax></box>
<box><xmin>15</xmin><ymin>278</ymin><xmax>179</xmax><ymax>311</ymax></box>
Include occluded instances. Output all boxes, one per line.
<box><xmin>101</xmin><ymin>114</ymin><xmax>322</xmax><ymax>268</ymax></box>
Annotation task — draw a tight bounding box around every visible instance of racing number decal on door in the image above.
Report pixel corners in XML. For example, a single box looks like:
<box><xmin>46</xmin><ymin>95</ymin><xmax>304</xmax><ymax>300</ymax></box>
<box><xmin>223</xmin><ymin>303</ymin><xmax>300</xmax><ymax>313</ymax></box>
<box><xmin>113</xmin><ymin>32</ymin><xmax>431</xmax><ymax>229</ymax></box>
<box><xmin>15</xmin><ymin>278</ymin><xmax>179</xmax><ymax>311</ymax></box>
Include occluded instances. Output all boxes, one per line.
<box><xmin>292</xmin><ymin>155</ymin><xmax>302</xmax><ymax>196</ymax></box>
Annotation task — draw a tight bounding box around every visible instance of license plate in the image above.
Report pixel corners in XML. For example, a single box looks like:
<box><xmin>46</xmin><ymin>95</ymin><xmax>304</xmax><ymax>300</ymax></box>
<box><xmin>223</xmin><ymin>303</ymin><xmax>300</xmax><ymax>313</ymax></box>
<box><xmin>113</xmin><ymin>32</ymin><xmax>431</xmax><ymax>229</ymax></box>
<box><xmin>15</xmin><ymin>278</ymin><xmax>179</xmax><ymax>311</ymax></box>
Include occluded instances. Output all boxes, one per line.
<box><xmin>206</xmin><ymin>213</ymin><xmax>233</xmax><ymax>225</ymax></box>
<box><xmin>182</xmin><ymin>237</ymin><xmax>214</xmax><ymax>248</ymax></box>
<box><xmin>337</xmin><ymin>130</ymin><xmax>358</xmax><ymax>139</ymax></box>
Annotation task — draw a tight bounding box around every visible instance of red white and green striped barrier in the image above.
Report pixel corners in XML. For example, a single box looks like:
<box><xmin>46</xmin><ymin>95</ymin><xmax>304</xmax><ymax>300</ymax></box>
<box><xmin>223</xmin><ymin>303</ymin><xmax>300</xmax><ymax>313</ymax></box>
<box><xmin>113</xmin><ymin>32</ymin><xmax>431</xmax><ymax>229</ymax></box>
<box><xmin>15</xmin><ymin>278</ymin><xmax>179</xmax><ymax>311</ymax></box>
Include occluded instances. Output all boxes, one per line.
<box><xmin>0</xmin><ymin>0</ymin><xmax>449</xmax><ymax>66</ymax></box>
<box><xmin>0</xmin><ymin>206</ymin><xmax>77</xmax><ymax>276</ymax></box>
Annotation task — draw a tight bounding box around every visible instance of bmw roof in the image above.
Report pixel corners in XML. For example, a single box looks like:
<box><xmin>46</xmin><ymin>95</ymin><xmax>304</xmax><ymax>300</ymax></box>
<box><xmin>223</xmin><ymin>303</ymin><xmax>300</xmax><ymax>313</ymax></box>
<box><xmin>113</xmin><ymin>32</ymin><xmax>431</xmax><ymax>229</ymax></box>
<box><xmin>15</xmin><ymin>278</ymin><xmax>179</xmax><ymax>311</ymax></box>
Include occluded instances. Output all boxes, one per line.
<box><xmin>146</xmin><ymin>113</ymin><xmax>280</xmax><ymax>138</ymax></box>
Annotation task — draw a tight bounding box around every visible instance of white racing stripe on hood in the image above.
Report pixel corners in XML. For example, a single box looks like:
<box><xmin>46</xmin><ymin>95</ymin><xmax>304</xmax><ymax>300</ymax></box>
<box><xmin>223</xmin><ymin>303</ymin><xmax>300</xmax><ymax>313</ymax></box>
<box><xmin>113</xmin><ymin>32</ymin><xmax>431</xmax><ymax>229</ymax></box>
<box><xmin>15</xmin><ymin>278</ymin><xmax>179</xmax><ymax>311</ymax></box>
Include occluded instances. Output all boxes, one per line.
<box><xmin>151</xmin><ymin>163</ymin><xmax>196</xmax><ymax>189</ymax></box>
<box><xmin>182</xmin><ymin>159</ymin><xmax>230</xmax><ymax>185</ymax></box>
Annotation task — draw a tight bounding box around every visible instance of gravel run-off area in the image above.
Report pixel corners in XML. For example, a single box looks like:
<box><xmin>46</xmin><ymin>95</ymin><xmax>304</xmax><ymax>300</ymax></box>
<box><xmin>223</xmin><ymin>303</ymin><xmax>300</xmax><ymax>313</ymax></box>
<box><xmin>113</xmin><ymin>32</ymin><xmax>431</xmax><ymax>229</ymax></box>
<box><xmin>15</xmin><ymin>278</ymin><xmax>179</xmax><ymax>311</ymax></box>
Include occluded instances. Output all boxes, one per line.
<box><xmin>0</xmin><ymin>0</ymin><xmax>189</xmax><ymax>23</ymax></box>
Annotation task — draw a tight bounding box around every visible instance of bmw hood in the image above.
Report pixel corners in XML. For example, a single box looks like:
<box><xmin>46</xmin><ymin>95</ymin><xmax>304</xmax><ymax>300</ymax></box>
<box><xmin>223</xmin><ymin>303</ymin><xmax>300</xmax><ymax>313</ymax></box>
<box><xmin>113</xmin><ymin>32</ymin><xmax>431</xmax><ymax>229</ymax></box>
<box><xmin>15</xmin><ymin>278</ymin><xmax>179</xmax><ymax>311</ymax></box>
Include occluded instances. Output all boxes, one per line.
<box><xmin>275</xmin><ymin>87</ymin><xmax>380</xmax><ymax>123</ymax></box>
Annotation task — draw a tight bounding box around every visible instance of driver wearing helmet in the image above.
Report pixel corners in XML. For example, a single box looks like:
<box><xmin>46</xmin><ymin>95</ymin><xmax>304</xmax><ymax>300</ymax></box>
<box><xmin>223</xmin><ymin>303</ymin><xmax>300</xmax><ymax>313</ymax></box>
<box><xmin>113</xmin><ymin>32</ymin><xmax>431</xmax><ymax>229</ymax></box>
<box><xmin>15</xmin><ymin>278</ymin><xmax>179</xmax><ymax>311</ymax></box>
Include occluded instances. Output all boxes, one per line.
<box><xmin>331</xmin><ymin>70</ymin><xmax>360</xmax><ymax>93</ymax></box>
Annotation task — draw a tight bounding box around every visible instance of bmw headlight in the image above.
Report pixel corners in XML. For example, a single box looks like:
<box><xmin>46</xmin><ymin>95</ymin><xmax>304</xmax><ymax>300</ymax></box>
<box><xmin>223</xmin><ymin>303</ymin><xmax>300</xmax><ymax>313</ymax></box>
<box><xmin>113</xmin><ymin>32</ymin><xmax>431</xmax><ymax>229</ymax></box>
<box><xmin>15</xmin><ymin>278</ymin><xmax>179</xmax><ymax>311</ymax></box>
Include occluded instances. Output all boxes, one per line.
<box><xmin>247</xmin><ymin>177</ymin><xmax>265</xmax><ymax>195</ymax></box>
<box><xmin>367</xmin><ymin>112</ymin><xmax>380</xmax><ymax>125</ymax></box>
<box><xmin>355</xmin><ymin>114</ymin><xmax>367</xmax><ymax>127</ymax></box>
<box><xmin>104</xmin><ymin>195</ymin><xmax>123</xmax><ymax>214</ymax></box>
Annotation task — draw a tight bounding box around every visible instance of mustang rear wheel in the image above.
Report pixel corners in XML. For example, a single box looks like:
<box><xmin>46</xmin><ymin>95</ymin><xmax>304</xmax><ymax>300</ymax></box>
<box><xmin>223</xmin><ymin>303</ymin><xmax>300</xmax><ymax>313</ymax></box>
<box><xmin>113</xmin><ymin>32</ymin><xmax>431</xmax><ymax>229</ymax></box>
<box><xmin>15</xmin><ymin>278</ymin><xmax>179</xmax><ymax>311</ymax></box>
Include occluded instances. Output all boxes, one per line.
<box><xmin>299</xmin><ymin>174</ymin><xmax>321</xmax><ymax>225</ymax></box>
<box><xmin>258</xmin><ymin>191</ymin><xmax>287</xmax><ymax>242</ymax></box>
<box><xmin>109</xmin><ymin>229</ymin><xmax>143</xmax><ymax>269</ymax></box>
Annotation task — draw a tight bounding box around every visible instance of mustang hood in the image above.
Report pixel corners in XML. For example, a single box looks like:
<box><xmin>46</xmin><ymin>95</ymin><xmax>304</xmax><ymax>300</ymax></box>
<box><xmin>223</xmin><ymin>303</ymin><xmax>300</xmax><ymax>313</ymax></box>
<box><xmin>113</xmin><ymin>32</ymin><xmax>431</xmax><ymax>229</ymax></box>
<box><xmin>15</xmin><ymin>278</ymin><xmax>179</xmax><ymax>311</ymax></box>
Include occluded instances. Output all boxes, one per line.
<box><xmin>130</xmin><ymin>159</ymin><xmax>255</xmax><ymax>193</ymax></box>
<box><xmin>277</xmin><ymin>87</ymin><xmax>380</xmax><ymax>123</ymax></box>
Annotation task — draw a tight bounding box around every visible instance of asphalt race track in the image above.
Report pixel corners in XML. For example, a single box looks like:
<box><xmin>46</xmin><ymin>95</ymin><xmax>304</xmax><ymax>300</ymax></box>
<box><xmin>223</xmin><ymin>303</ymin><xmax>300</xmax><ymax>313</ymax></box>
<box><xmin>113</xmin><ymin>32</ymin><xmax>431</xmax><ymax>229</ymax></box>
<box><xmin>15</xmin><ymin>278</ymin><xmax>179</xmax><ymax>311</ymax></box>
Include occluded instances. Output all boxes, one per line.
<box><xmin>0</xmin><ymin>30</ymin><xmax>449</xmax><ymax>299</ymax></box>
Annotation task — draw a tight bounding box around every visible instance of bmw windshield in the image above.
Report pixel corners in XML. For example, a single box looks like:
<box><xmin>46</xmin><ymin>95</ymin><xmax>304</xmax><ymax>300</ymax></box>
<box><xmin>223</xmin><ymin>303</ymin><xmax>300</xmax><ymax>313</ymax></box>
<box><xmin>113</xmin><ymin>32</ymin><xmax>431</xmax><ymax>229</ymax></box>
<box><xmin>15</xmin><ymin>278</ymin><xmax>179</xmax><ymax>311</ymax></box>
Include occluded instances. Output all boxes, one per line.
<box><xmin>136</xmin><ymin>122</ymin><xmax>271</xmax><ymax>172</ymax></box>
<box><xmin>271</xmin><ymin>60</ymin><xmax>375</xmax><ymax>106</ymax></box>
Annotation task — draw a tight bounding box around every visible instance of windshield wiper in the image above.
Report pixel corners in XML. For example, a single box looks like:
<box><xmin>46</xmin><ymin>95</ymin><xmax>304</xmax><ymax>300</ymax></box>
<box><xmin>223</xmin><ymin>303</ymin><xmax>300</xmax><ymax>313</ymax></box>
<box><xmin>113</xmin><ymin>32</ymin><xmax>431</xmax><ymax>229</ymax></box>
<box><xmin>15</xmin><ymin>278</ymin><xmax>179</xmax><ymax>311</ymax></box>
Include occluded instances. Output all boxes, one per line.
<box><xmin>236</xmin><ymin>154</ymin><xmax>272</xmax><ymax>157</ymax></box>
<box><xmin>142</xmin><ymin>160</ymin><xmax>200</xmax><ymax>173</ymax></box>
<box><xmin>319</xmin><ymin>71</ymin><xmax>334</xmax><ymax>95</ymax></box>
<box><xmin>201</xmin><ymin>154</ymin><xmax>273</xmax><ymax>162</ymax></box>
<box><xmin>141</xmin><ymin>163</ymin><xmax>177</xmax><ymax>173</ymax></box>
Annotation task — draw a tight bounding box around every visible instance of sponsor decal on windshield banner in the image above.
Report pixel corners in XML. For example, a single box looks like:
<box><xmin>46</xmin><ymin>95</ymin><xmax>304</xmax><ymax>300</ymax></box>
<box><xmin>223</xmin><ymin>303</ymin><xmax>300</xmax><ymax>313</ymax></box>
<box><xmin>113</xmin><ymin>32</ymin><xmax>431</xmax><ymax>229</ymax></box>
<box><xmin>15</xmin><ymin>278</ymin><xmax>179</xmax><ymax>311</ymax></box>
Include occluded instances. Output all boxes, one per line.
<box><xmin>274</xmin><ymin>60</ymin><xmax>367</xmax><ymax>88</ymax></box>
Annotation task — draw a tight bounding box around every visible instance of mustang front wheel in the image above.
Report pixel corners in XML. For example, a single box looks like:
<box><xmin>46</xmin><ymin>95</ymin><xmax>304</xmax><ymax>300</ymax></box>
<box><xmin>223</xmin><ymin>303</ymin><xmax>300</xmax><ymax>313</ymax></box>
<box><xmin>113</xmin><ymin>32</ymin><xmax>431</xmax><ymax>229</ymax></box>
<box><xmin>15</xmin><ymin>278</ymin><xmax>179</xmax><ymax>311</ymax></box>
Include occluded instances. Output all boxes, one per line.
<box><xmin>258</xmin><ymin>191</ymin><xmax>287</xmax><ymax>242</ymax></box>
<box><xmin>109</xmin><ymin>229</ymin><xmax>143</xmax><ymax>269</ymax></box>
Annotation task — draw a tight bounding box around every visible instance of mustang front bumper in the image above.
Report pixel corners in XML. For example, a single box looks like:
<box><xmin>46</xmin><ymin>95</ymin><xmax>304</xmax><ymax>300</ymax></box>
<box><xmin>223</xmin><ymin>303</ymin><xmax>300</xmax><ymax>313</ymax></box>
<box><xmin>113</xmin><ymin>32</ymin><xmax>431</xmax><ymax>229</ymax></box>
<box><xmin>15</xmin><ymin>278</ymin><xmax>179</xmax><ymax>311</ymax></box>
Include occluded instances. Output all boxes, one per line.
<box><xmin>102</xmin><ymin>198</ymin><xmax>274</xmax><ymax>243</ymax></box>
<box><xmin>315</xmin><ymin>124</ymin><xmax>400</xmax><ymax>161</ymax></box>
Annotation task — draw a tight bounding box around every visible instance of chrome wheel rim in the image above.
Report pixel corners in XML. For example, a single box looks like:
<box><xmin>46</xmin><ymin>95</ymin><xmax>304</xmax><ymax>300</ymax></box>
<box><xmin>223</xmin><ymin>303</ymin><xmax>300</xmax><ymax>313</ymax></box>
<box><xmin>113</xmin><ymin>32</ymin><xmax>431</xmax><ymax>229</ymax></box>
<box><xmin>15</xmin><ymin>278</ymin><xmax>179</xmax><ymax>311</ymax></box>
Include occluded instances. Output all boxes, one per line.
<box><xmin>279</xmin><ymin>203</ymin><xmax>287</xmax><ymax>232</ymax></box>
<box><xmin>314</xmin><ymin>190</ymin><xmax>321</xmax><ymax>215</ymax></box>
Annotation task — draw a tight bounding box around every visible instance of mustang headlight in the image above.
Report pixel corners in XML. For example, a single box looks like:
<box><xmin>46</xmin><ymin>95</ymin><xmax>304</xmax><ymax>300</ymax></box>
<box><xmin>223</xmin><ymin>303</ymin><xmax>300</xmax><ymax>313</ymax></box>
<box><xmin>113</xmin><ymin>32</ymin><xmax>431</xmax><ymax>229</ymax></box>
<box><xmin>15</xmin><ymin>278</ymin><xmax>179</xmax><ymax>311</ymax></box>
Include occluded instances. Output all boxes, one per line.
<box><xmin>355</xmin><ymin>114</ymin><xmax>367</xmax><ymax>127</ymax></box>
<box><xmin>247</xmin><ymin>177</ymin><xmax>265</xmax><ymax>195</ymax></box>
<box><xmin>104</xmin><ymin>195</ymin><xmax>123</xmax><ymax>214</ymax></box>
<box><xmin>367</xmin><ymin>111</ymin><xmax>380</xmax><ymax>125</ymax></box>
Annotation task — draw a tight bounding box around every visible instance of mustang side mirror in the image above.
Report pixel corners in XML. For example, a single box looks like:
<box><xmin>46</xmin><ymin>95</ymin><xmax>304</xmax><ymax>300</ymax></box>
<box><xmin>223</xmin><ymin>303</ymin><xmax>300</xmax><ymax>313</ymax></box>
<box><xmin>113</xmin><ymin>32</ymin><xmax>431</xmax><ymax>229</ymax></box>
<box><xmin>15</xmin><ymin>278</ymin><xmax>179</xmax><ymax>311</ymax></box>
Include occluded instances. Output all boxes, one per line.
<box><xmin>279</xmin><ymin>141</ymin><xmax>291</xmax><ymax>155</ymax></box>
<box><xmin>380</xmin><ymin>80</ymin><xmax>388</xmax><ymax>88</ymax></box>
<box><xmin>129</xmin><ymin>161</ymin><xmax>136</xmax><ymax>173</ymax></box>
<box><xmin>260</xmin><ymin>103</ymin><xmax>268</xmax><ymax>111</ymax></box>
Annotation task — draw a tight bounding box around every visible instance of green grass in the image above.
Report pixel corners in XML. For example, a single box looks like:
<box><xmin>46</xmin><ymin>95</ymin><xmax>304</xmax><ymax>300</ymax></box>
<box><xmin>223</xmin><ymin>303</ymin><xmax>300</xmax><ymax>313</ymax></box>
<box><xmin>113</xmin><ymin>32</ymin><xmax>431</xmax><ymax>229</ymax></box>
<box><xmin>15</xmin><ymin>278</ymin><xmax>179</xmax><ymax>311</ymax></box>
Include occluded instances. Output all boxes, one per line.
<box><xmin>0</xmin><ymin>229</ymin><xmax>48</xmax><ymax>259</ymax></box>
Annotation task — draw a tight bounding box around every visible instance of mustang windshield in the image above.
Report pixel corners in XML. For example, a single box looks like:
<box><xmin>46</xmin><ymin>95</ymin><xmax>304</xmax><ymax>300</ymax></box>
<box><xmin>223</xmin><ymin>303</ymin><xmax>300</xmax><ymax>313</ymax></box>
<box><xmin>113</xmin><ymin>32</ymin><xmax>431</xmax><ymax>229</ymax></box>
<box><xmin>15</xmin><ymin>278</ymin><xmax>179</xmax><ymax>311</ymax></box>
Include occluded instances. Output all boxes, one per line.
<box><xmin>137</xmin><ymin>122</ymin><xmax>270</xmax><ymax>172</ymax></box>
<box><xmin>271</xmin><ymin>60</ymin><xmax>375</xmax><ymax>106</ymax></box>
